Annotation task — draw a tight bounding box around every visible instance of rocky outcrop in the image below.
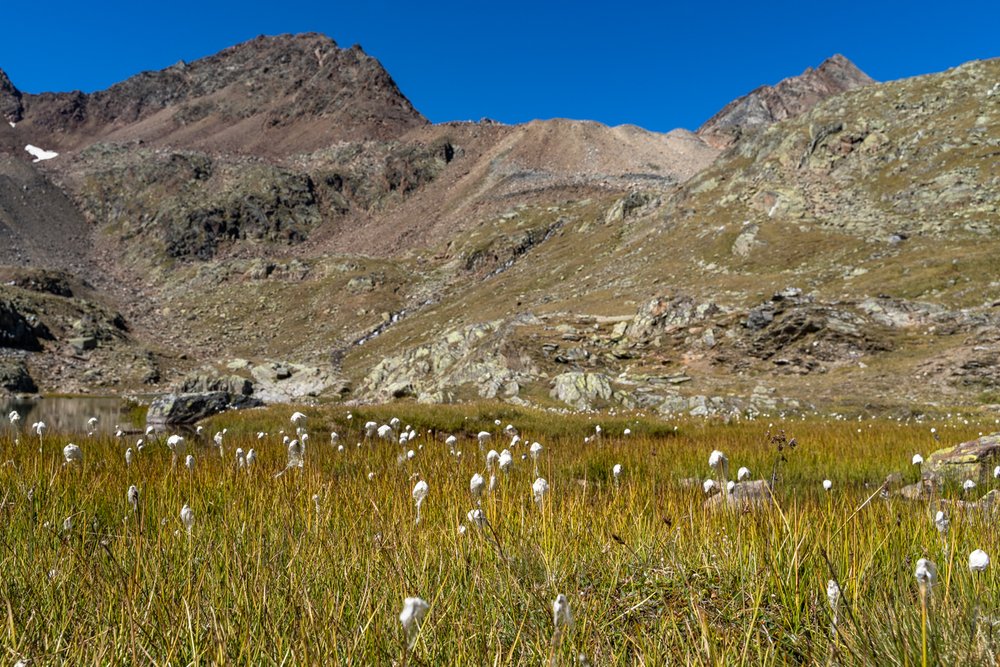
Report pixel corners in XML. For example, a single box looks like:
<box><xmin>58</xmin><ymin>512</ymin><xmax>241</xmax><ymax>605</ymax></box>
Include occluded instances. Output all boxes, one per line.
<box><xmin>0</xmin><ymin>69</ymin><xmax>22</xmax><ymax>123</ymax></box>
<box><xmin>924</xmin><ymin>433</ymin><xmax>1000</xmax><ymax>484</ymax></box>
<box><xmin>0</xmin><ymin>300</ymin><xmax>50</xmax><ymax>351</ymax></box>
<box><xmin>550</xmin><ymin>372</ymin><xmax>615</xmax><ymax>410</ymax></box>
<box><xmin>358</xmin><ymin>320</ymin><xmax>538</xmax><ymax>403</ymax></box>
<box><xmin>0</xmin><ymin>357</ymin><xmax>36</xmax><ymax>393</ymax></box>
<box><xmin>146</xmin><ymin>391</ymin><xmax>262</xmax><ymax>427</ymax></box>
<box><xmin>698</xmin><ymin>55</ymin><xmax>874</xmax><ymax>147</ymax></box>
<box><xmin>178</xmin><ymin>371</ymin><xmax>253</xmax><ymax>396</ymax></box>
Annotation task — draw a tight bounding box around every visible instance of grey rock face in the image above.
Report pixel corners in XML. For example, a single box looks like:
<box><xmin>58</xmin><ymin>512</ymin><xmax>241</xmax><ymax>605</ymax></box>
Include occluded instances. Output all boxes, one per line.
<box><xmin>146</xmin><ymin>391</ymin><xmax>263</xmax><ymax>427</ymax></box>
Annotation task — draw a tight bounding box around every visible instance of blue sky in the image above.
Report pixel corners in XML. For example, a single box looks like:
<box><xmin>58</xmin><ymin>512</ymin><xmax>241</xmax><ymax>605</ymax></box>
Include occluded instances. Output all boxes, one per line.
<box><xmin>2</xmin><ymin>0</ymin><xmax>997</xmax><ymax>132</ymax></box>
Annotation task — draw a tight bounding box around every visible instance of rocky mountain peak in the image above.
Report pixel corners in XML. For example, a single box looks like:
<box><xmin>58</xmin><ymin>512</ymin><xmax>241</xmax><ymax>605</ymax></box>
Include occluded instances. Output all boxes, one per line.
<box><xmin>697</xmin><ymin>54</ymin><xmax>874</xmax><ymax>148</ymax></box>
<box><xmin>0</xmin><ymin>68</ymin><xmax>23</xmax><ymax>123</ymax></box>
<box><xmin>6</xmin><ymin>32</ymin><xmax>427</xmax><ymax>156</ymax></box>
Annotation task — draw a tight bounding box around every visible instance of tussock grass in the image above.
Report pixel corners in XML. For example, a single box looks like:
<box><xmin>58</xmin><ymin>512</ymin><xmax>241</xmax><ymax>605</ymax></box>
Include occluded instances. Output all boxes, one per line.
<box><xmin>1</xmin><ymin>407</ymin><xmax>998</xmax><ymax>664</ymax></box>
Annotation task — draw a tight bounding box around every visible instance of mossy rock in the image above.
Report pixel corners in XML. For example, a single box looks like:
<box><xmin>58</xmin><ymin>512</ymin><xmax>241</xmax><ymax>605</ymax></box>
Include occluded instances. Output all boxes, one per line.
<box><xmin>925</xmin><ymin>433</ymin><xmax>1000</xmax><ymax>484</ymax></box>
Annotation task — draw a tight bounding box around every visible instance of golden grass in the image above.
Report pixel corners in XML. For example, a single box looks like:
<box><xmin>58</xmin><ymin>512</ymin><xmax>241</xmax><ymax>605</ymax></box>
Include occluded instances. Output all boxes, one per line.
<box><xmin>1</xmin><ymin>405</ymin><xmax>998</xmax><ymax>664</ymax></box>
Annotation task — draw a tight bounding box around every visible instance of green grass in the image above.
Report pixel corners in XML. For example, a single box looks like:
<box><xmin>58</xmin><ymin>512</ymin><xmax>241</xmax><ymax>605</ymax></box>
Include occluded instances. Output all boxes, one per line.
<box><xmin>1</xmin><ymin>407</ymin><xmax>999</xmax><ymax>664</ymax></box>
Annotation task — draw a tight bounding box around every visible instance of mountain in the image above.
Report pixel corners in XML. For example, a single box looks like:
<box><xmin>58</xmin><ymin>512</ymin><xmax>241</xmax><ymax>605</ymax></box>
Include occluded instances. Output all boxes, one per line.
<box><xmin>1</xmin><ymin>35</ymin><xmax>996</xmax><ymax>416</ymax></box>
<box><xmin>697</xmin><ymin>54</ymin><xmax>875</xmax><ymax>148</ymax></box>
<box><xmin>0</xmin><ymin>33</ymin><xmax>426</xmax><ymax>157</ymax></box>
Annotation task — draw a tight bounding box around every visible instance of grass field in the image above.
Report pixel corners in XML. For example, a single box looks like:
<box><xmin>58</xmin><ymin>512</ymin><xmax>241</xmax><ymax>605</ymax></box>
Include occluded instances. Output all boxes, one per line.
<box><xmin>1</xmin><ymin>403</ymin><xmax>999</xmax><ymax>664</ymax></box>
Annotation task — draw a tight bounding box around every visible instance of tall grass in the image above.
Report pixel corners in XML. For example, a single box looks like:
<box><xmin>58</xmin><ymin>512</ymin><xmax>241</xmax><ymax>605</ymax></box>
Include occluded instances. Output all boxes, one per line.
<box><xmin>0</xmin><ymin>406</ymin><xmax>997</xmax><ymax>663</ymax></box>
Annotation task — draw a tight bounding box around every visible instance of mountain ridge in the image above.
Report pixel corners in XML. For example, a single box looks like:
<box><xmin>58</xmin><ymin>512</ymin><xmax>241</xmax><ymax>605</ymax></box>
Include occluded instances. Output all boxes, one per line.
<box><xmin>2</xmin><ymin>35</ymin><xmax>994</xmax><ymax>417</ymax></box>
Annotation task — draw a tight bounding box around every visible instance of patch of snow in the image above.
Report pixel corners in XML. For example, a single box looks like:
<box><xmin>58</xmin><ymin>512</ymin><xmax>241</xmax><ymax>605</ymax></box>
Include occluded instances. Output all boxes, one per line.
<box><xmin>25</xmin><ymin>144</ymin><xmax>58</xmax><ymax>162</ymax></box>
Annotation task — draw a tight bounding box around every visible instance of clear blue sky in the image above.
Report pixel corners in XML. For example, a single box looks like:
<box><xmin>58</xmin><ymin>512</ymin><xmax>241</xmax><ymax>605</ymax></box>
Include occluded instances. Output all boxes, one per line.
<box><xmin>2</xmin><ymin>0</ymin><xmax>997</xmax><ymax>132</ymax></box>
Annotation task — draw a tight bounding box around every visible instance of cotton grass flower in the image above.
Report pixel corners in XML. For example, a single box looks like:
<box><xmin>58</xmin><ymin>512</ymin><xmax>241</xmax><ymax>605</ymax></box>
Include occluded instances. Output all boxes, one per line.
<box><xmin>470</xmin><ymin>473</ymin><xmax>485</xmax><ymax>502</ymax></box>
<box><xmin>166</xmin><ymin>435</ymin><xmax>185</xmax><ymax>467</ymax></box>
<box><xmin>911</xmin><ymin>453</ymin><xmax>924</xmax><ymax>466</ymax></box>
<box><xmin>180</xmin><ymin>504</ymin><xmax>194</xmax><ymax>534</ymax></box>
<box><xmin>963</xmin><ymin>479</ymin><xmax>977</xmax><ymax>493</ymax></box>
<box><xmin>737</xmin><ymin>466</ymin><xmax>751</xmax><ymax>481</ymax></box>
<box><xmin>185</xmin><ymin>454</ymin><xmax>195</xmax><ymax>471</ymax></box>
<box><xmin>969</xmin><ymin>549</ymin><xmax>990</xmax><ymax>572</ymax></box>
<box><xmin>466</xmin><ymin>508</ymin><xmax>487</xmax><ymax>527</ymax></box>
<box><xmin>552</xmin><ymin>593</ymin><xmax>573</xmax><ymax>630</ymax></box>
<box><xmin>498</xmin><ymin>449</ymin><xmax>513</xmax><ymax>475</ymax></box>
<box><xmin>827</xmin><ymin>579</ymin><xmax>841</xmax><ymax>632</ymax></box>
<box><xmin>62</xmin><ymin>443</ymin><xmax>82</xmax><ymax>465</ymax></box>
<box><xmin>703</xmin><ymin>479</ymin><xmax>716</xmax><ymax>494</ymax></box>
<box><xmin>246</xmin><ymin>448</ymin><xmax>256</xmax><ymax>468</ymax></box>
<box><xmin>532</xmin><ymin>477</ymin><xmax>549</xmax><ymax>506</ymax></box>
<box><xmin>823</xmin><ymin>479</ymin><xmax>833</xmax><ymax>491</ymax></box>
<box><xmin>486</xmin><ymin>449</ymin><xmax>499</xmax><ymax>471</ymax></box>
<box><xmin>412</xmin><ymin>480</ymin><xmax>429</xmax><ymax>524</ymax></box>
<box><xmin>915</xmin><ymin>557</ymin><xmax>937</xmax><ymax>664</ymax></box>
<box><xmin>613</xmin><ymin>463</ymin><xmax>622</xmax><ymax>484</ymax></box>
<box><xmin>477</xmin><ymin>431</ymin><xmax>491</xmax><ymax>450</ymax></box>
<box><xmin>290</xmin><ymin>411</ymin><xmax>306</xmax><ymax>425</ymax></box>
<box><xmin>125</xmin><ymin>448</ymin><xmax>133</xmax><ymax>466</ymax></box>
<box><xmin>915</xmin><ymin>558</ymin><xmax>937</xmax><ymax>594</ymax></box>
<box><xmin>127</xmin><ymin>485</ymin><xmax>139</xmax><ymax>512</ymax></box>
<box><xmin>399</xmin><ymin>596</ymin><xmax>429</xmax><ymax>649</ymax></box>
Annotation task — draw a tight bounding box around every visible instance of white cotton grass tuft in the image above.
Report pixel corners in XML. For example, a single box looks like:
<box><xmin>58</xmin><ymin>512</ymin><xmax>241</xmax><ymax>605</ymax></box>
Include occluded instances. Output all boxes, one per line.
<box><xmin>827</xmin><ymin>579</ymin><xmax>841</xmax><ymax>631</ymax></box>
<box><xmin>995</xmin><ymin>465</ymin><xmax>1000</xmax><ymax>479</ymax></box>
<box><xmin>185</xmin><ymin>454</ymin><xmax>195</xmax><ymax>471</ymax></box>
<box><xmin>703</xmin><ymin>479</ymin><xmax>716</xmax><ymax>494</ymax></box>
<box><xmin>612</xmin><ymin>463</ymin><xmax>622</xmax><ymax>484</ymax></box>
<box><xmin>180</xmin><ymin>504</ymin><xmax>195</xmax><ymax>534</ymax></box>
<box><xmin>914</xmin><ymin>558</ymin><xmax>937</xmax><ymax>594</ymax></box>
<box><xmin>399</xmin><ymin>596</ymin><xmax>429</xmax><ymax>649</ymax></box>
<box><xmin>62</xmin><ymin>443</ymin><xmax>82</xmax><ymax>465</ymax></box>
<box><xmin>246</xmin><ymin>449</ymin><xmax>256</xmax><ymax>468</ymax></box>
<box><xmin>529</xmin><ymin>442</ymin><xmax>543</xmax><ymax>475</ymax></box>
<box><xmin>470</xmin><ymin>473</ymin><xmax>485</xmax><ymax>502</ymax></box>
<box><xmin>498</xmin><ymin>449</ymin><xmax>513</xmax><ymax>474</ymax></box>
<box><xmin>708</xmin><ymin>450</ymin><xmax>727</xmax><ymax>470</ymax></box>
<box><xmin>969</xmin><ymin>549</ymin><xmax>990</xmax><ymax>572</ymax></box>
<box><xmin>377</xmin><ymin>424</ymin><xmax>393</xmax><ymax>440</ymax></box>
<box><xmin>486</xmin><ymin>449</ymin><xmax>499</xmax><ymax>471</ymax></box>
<box><xmin>125</xmin><ymin>448</ymin><xmax>134</xmax><ymax>466</ymax></box>
<box><xmin>623</xmin><ymin>428</ymin><xmax>631</xmax><ymax>436</ymax></box>
<box><xmin>552</xmin><ymin>593</ymin><xmax>573</xmax><ymax>631</ymax></box>
<box><xmin>934</xmin><ymin>510</ymin><xmax>950</xmax><ymax>536</ymax></box>
<box><xmin>466</xmin><ymin>508</ymin><xmax>487</xmax><ymax>527</ymax></box>
<box><xmin>412</xmin><ymin>480</ymin><xmax>429</xmax><ymax>524</ymax></box>
<box><xmin>911</xmin><ymin>453</ymin><xmax>924</xmax><ymax>466</ymax></box>
<box><xmin>477</xmin><ymin>431</ymin><xmax>492</xmax><ymax>450</ymax></box>
<box><xmin>963</xmin><ymin>479</ymin><xmax>977</xmax><ymax>493</ymax></box>
<box><xmin>532</xmin><ymin>477</ymin><xmax>549</xmax><ymax>506</ymax></box>
<box><xmin>737</xmin><ymin>466</ymin><xmax>751</xmax><ymax>481</ymax></box>
<box><xmin>166</xmin><ymin>434</ymin><xmax>186</xmax><ymax>467</ymax></box>
<box><xmin>726</xmin><ymin>480</ymin><xmax>736</xmax><ymax>494</ymax></box>
<box><xmin>290</xmin><ymin>411</ymin><xmax>306</xmax><ymax>424</ymax></box>
<box><xmin>127</xmin><ymin>485</ymin><xmax>139</xmax><ymax>512</ymax></box>
<box><xmin>823</xmin><ymin>479</ymin><xmax>833</xmax><ymax>491</ymax></box>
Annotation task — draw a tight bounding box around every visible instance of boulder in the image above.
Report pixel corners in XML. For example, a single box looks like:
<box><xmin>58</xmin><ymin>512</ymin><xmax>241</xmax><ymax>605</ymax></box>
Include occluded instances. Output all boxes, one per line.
<box><xmin>146</xmin><ymin>391</ymin><xmax>262</xmax><ymax>427</ymax></box>
<box><xmin>704</xmin><ymin>480</ymin><xmax>773</xmax><ymax>510</ymax></box>
<box><xmin>0</xmin><ymin>358</ymin><xmax>36</xmax><ymax>393</ymax></box>
<box><xmin>178</xmin><ymin>372</ymin><xmax>253</xmax><ymax>396</ymax></box>
<box><xmin>550</xmin><ymin>372</ymin><xmax>613</xmax><ymax>410</ymax></box>
<box><xmin>924</xmin><ymin>433</ymin><xmax>1000</xmax><ymax>485</ymax></box>
<box><xmin>0</xmin><ymin>301</ymin><xmax>50</xmax><ymax>351</ymax></box>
